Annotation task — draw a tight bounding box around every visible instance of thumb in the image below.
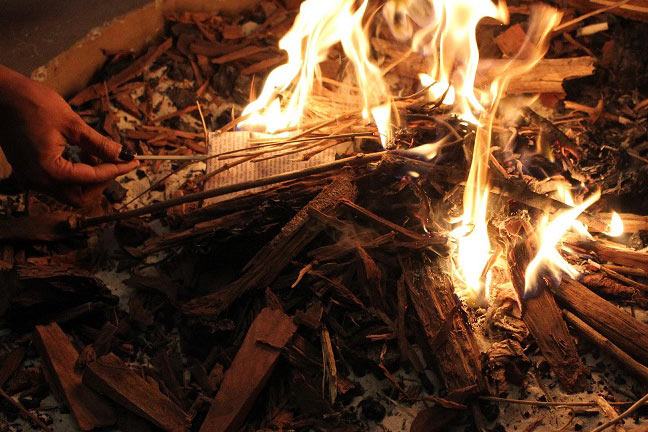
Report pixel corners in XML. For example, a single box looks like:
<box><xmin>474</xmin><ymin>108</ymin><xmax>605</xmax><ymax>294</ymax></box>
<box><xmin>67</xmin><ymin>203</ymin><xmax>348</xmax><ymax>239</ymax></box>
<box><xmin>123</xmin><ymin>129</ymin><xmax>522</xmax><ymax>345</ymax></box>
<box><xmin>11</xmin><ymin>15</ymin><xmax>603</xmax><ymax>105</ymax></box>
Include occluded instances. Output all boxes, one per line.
<box><xmin>75</xmin><ymin>122</ymin><xmax>133</xmax><ymax>162</ymax></box>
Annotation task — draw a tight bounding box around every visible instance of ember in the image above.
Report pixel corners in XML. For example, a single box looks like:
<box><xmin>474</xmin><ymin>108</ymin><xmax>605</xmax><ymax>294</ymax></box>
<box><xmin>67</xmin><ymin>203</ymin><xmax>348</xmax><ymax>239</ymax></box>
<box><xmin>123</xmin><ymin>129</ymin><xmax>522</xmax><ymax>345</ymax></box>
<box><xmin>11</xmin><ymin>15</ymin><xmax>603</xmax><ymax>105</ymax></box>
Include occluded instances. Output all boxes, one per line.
<box><xmin>2</xmin><ymin>0</ymin><xmax>648</xmax><ymax>431</ymax></box>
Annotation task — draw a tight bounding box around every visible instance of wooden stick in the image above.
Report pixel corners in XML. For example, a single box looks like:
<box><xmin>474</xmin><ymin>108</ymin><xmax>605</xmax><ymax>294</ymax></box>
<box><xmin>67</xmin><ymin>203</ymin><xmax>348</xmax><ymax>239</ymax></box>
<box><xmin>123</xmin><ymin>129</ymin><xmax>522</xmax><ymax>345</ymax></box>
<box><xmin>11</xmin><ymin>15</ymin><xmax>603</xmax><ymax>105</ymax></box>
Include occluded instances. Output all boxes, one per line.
<box><xmin>553</xmin><ymin>277</ymin><xmax>648</xmax><ymax>365</ymax></box>
<box><xmin>80</xmin><ymin>152</ymin><xmax>385</xmax><ymax>228</ymax></box>
<box><xmin>136</xmin><ymin>155</ymin><xmax>210</xmax><ymax>161</ymax></box>
<box><xmin>564</xmin><ymin>310</ymin><xmax>648</xmax><ymax>382</ymax></box>
<box><xmin>479</xmin><ymin>396</ymin><xmax>631</xmax><ymax>407</ymax></box>
<box><xmin>590</xmin><ymin>392</ymin><xmax>648</xmax><ymax>432</ymax></box>
<box><xmin>0</xmin><ymin>387</ymin><xmax>53</xmax><ymax>432</ymax></box>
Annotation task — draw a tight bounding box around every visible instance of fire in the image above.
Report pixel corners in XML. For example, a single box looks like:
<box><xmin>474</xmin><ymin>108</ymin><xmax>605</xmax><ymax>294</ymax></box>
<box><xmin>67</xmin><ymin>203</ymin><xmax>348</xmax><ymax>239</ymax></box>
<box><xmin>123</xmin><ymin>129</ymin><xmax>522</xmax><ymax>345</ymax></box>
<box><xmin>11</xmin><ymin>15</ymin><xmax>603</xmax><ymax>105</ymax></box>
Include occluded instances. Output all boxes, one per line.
<box><xmin>409</xmin><ymin>0</ymin><xmax>509</xmax><ymax>123</ymax></box>
<box><xmin>451</xmin><ymin>5</ymin><xmax>562</xmax><ymax>298</ymax></box>
<box><xmin>607</xmin><ymin>211</ymin><xmax>624</xmax><ymax>237</ymax></box>
<box><xmin>524</xmin><ymin>191</ymin><xmax>601</xmax><ymax>296</ymax></box>
<box><xmin>239</xmin><ymin>0</ymin><xmax>392</xmax><ymax>144</ymax></box>
<box><xmin>237</xmin><ymin>0</ymin><xmax>601</xmax><ymax>302</ymax></box>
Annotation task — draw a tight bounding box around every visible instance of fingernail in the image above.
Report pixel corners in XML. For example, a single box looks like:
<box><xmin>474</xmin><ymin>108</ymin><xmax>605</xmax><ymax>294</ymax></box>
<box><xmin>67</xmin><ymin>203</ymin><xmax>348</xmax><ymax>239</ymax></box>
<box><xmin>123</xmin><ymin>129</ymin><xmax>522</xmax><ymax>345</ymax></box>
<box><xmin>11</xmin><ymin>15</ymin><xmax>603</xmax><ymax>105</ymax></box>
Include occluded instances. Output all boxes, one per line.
<box><xmin>119</xmin><ymin>146</ymin><xmax>136</xmax><ymax>162</ymax></box>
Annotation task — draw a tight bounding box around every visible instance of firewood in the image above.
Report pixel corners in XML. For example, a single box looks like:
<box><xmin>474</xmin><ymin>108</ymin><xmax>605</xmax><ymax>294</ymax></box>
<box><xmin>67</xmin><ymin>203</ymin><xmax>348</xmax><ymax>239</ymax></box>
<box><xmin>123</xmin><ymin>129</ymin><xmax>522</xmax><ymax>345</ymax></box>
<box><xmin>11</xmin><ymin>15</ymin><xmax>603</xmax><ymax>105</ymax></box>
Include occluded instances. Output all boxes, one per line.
<box><xmin>574</xmin><ymin>240</ymin><xmax>648</xmax><ymax>272</ymax></box>
<box><xmin>400</xmin><ymin>253</ymin><xmax>485</xmax><ymax>393</ymax></box>
<box><xmin>371</xmin><ymin>37</ymin><xmax>594</xmax><ymax>94</ymax></box>
<box><xmin>507</xmin><ymin>241</ymin><xmax>589</xmax><ymax>392</ymax></box>
<box><xmin>599</xmin><ymin>212</ymin><xmax>648</xmax><ymax>232</ymax></box>
<box><xmin>553</xmin><ymin>277</ymin><xmax>648</xmax><ymax>366</ymax></box>
<box><xmin>33</xmin><ymin>323</ymin><xmax>116</xmax><ymax>431</ymax></box>
<box><xmin>200</xmin><ymin>307</ymin><xmax>297</xmax><ymax>432</ymax></box>
<box><xmin>478</xmin><ymin>57</ymin><xmax>596</xmax><ymax>94</ymax></box>
<box><xmin>82</xmin><ymin>353</ymin><xmax>189</xmax><ymax>432</ymax></box>
<box><xmin>182</xmin><ymin>171</ymin><xmax>358</xmax><ymax>317</ymax></box>
<box><xmin>564</xmin><ymin>310</ymin><xmax>648</xmax><ymax>383</ymax></box>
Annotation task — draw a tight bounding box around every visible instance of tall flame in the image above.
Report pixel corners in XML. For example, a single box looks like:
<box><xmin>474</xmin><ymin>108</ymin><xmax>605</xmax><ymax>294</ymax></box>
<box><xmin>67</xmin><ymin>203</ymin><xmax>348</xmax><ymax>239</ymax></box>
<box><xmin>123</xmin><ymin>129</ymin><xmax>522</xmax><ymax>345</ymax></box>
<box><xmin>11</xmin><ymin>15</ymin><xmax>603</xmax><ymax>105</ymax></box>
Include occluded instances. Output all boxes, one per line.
<box><xmin>240</xmin><ymin>0</ymin><xmax>392</xmax><ymax>145</ymax></box>
<box><xmin>451</xmin><ymin>5</ymin><xmax>563</xmax><ymax>298</ymax></box>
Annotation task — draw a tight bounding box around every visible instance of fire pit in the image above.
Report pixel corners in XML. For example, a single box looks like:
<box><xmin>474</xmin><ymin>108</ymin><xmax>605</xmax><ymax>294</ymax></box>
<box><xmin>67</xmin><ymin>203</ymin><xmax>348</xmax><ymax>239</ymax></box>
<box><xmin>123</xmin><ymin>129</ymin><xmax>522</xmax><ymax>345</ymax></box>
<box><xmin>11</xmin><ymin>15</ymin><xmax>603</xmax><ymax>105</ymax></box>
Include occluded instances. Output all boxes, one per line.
<box><xmin>2</xmin><ymin>0</ymin><xmax>648</xmax><ymax>431</ymax></box>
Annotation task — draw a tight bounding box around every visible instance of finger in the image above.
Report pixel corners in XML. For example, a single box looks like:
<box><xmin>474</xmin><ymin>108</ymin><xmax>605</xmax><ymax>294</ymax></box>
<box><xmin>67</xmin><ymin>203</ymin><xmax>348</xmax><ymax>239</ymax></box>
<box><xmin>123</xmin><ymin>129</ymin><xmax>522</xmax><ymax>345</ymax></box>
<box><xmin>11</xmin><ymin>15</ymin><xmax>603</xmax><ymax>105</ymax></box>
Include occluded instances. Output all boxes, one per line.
<box><xmin>80</xmin><ymin>149</ymin><xmax>102</xmax><ymax>166</ymax></box>
<box><xmin>75</xmin><ymin>122</ymin><xmax>134</xmax><ymax>162</ymax></box>
<box><xmin>48</xmin><ymin>157</ymin><xmax>139</xmax><ymax>185</ymax></box>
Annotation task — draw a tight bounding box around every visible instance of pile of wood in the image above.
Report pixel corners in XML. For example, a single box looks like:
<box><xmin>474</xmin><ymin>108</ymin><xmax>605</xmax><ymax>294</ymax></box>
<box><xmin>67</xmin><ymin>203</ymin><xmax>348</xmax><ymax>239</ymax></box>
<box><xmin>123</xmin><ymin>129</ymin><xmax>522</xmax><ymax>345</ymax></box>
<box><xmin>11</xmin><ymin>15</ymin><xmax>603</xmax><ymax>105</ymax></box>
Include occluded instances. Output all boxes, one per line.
<box><xmin>3</xmin><ymin>0</ymin><xmax>648</xmax><ymax>431</ymax></box>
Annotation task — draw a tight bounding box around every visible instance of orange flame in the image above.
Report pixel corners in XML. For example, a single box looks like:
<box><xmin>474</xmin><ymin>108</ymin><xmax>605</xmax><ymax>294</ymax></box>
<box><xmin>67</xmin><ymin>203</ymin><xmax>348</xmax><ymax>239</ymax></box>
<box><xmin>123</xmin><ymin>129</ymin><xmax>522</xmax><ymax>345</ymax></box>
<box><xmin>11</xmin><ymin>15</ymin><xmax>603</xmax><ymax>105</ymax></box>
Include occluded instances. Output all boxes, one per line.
<box><xmin>450</xmin><ymin>5</ymin><xmax>563</xmax><ymax>298</ymax></box>
<box><xmin>524</xmin><ymin>191</ymin><xmax>601</xmax><ymax>296</ymax></box>
<box><xmin>240</xmin><ymin>0</ymin><xmax>392</xmax><ymax>145</ymax></box>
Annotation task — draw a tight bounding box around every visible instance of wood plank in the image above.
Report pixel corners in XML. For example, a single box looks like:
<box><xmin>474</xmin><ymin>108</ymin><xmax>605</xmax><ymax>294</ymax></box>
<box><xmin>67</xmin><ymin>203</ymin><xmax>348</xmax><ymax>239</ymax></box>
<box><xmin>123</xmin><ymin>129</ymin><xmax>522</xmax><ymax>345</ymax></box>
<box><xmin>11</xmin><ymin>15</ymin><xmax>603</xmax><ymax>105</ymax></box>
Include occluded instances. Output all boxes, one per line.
<box><xmin>553</xmin><ymin>277</ymin><xmax>648</xmax><ymax>366</ymax></box>
<box><xmin>199</xmin><ymin>307</ymin><xmax>297</xmax><ymax>432</ymax></box>
<box><xmin>33</xmin><ymin>323</ymin><xmax>116</xmax><ymax>431</ymax></box>
<box><xmin>182</xmin><ymin>171</ymin><xmax>358</xmax><ymax>318</ymax></box>
<box><xmin>0</xmin><ymin>347</ymin><xmax>25</xmax><ymax>388</ymax></box>
<box><xmin>82</xmin><ymin>353</ymin><xmax>189</xmax><ymax>432</ymax></box>
<box><xmin>507</xmin><ymin>242</ymin><xmax>589</xmax><ymax>392</ymax></box>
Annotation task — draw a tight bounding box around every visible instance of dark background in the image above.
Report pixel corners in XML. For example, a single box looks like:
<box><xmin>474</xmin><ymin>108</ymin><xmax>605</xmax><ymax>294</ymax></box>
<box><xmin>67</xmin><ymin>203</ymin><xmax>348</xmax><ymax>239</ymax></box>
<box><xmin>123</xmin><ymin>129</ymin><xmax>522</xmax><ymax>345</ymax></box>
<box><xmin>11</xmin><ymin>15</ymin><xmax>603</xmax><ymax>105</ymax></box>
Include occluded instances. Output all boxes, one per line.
<box><xmin>0</xmin><ymin>0</ymin><xmax>149</xmax><ymax>75</ymax></box>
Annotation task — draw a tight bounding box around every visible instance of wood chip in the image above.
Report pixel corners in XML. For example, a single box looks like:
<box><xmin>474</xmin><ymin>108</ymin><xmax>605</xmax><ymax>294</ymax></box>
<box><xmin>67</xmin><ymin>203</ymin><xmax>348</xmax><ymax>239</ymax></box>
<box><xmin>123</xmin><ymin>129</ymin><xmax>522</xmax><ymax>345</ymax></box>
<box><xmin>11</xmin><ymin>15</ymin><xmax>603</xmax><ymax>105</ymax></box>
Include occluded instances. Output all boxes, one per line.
<box><xmin>34</xmin><ymin>323</ymin><xmax>116</xmax><ymax>431</ymax></box>
<box><xmin>199</xmin><ymin>307</ymin><xmax>297</xmax><ymax>432</ymax></box>
<box><xmin>83</xmin><ymin>354</ymin><xmax>189</xmax><ymax>432</ymax></box>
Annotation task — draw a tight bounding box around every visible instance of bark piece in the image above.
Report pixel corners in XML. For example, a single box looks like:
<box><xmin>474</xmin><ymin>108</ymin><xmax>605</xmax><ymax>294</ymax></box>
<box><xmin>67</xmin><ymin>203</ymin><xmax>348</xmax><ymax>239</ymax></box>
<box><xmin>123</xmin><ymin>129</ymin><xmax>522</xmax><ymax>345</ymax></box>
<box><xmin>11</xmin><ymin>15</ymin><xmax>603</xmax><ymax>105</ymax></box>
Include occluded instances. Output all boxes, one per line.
<box><xmin>400</xmin><ymin>253</ymin><xmax>485</xmax><ymax>393</ymax></box>
<box><xmin>199</xmin><ymin>307</ymin><xmax>297</xmax><ymax>432</ymax></box>
<box><xmin>82</xmin><ymin>353</ymin><xmax>189</xmax><ymax>432</ymax></box>
<box><xmin>554</xmin><ymin>278</ymin><xmax>648</xmax><ymax>366</ymax></box>
<box><xmin>508</xmin><ymin>242</ymin><xmax>589</xmax><ymax>392</ymax></box>
<box><xmin>33</xmin><ymin>323</ymin><xmax>116</xmax><ymax>431</ymax></box>
<box><xmin>182</xmin><ymin>171</ymin><xmax>358</xmax><ymax>317</ymax></box>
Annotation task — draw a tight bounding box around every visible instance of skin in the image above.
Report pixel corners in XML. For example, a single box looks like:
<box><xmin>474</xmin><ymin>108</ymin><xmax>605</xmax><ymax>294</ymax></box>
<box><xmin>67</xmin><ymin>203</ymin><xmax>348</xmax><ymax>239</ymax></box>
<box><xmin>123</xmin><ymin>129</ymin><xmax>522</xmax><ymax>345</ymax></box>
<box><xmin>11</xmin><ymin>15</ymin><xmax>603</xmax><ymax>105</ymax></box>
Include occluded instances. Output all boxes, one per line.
<box><xmin>0</xmin><ymin>65</ymin><xmax>139</xmax><ymax>207</ymax></box>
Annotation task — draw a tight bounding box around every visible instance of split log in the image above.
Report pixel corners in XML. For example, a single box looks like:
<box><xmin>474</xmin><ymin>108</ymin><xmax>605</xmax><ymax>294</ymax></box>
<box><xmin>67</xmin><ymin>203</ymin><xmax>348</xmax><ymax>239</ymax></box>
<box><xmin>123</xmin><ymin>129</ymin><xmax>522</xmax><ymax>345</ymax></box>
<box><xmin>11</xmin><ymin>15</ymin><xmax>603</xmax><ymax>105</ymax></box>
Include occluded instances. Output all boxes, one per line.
<box><xmin>598</xmin><ymin>212</ymin><xmax>648</xmax><ymax>233</ymax></box>
<box><xmin>507</xmin><ymin>242</ymin><xmax>588</xmax><ymax>392</ymax></box>
<box><xmin>182</xmin><ymin>171</ymin><xmax>358</xmax><ymax>317</ymax></box>
<box><xmin>199</xmin><ymin>307</ymin><xmax>297</xmax><ymax>432</ymax></box>
<box><xmin>478</xmin><ymin>57</ymin><xmax>596</xmax><ymax>94</ymax></box>
<box><xmin>553</xmin><ymin>277</ymin><xmax>648</xmax><ymax>366</ymax></box>
<box><xmin>82</xmin><ymin>354</ymin><xmax>189</xmax><ymax>432</ymax></box>
<box><xmin>371</xmin><ymin>37</ymin><xmax>594</xmax><ymax>94</ymax></box>
<box><xmin>400</xmin><ymin>253</ymin><xmax>485</xmax><ymax>393</ymax></box>
<box><xmin>564</xmin><ymin>310</ymin><xmax>648</xmax><ymax>382</ymax></box>
<box><xmin>33</xmin><ymin>323</ymin><xmax>116</xmax><ymax>431</ymax></box>
<box><xmin>574</xmin><ymin>240</ymin><xmax>648</xmax><ymax>272</ymax></box>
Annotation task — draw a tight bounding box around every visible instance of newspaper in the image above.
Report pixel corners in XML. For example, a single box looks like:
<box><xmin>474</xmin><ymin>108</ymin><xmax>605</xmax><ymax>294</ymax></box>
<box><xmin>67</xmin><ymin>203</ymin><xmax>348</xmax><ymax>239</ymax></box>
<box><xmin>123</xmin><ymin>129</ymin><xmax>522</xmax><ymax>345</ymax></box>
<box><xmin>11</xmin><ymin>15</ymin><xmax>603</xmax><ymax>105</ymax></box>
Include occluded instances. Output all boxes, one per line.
<box><xmin>205</xmin><ymin>131</ymin><xmax>336</xmax><ymax>203</ymax></box>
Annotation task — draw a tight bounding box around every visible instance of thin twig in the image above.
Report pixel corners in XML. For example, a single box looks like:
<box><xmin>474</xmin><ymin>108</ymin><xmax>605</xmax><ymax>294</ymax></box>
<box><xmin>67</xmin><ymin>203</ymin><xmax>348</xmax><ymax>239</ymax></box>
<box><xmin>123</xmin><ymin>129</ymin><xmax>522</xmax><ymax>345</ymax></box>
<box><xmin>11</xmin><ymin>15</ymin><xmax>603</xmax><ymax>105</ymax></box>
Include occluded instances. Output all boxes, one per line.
<box><xmin>0</xmin><ymin>387</ymin><xmax>53</xmax><ymax>432</ymax></box>
<box><xmin>589</xmin><ymin>391</ymin><xmax>648</xmax><ymax>432</ymax></box>
<box><xmin>553</xmin><ymin>0</ymin><xmax>631</xmax><ymax>32</ymax></box>
<box><xmin>479</xmin><ymin>396</ymin><xmax>631</xmax><ymax>408</ymax></box>
<box><xmin>80</xmin><ymin>152</ymin><xmax>386</xmax><ymax>227</ymax></box>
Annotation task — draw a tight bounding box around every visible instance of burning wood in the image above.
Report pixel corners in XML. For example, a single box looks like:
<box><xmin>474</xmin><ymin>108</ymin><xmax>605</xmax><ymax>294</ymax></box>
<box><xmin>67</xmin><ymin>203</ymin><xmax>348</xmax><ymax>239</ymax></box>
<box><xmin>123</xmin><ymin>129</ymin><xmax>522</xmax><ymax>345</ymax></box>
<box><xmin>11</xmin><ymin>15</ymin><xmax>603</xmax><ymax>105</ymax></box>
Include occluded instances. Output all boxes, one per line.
<box><xmin>3</xmin><ymin>0</ymin><xmax>648</xmax><ymax>430</ymax></box>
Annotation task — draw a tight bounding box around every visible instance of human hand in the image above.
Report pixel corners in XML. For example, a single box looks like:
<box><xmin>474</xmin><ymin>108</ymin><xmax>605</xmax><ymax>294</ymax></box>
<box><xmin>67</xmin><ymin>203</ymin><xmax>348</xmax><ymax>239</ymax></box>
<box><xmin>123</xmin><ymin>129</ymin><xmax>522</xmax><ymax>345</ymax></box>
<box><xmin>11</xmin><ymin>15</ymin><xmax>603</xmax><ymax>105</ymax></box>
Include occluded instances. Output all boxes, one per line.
<box><xmin>0</xmin><ymin>65</ymin><xmax>139</xmax><ymax>207</ymax></box>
